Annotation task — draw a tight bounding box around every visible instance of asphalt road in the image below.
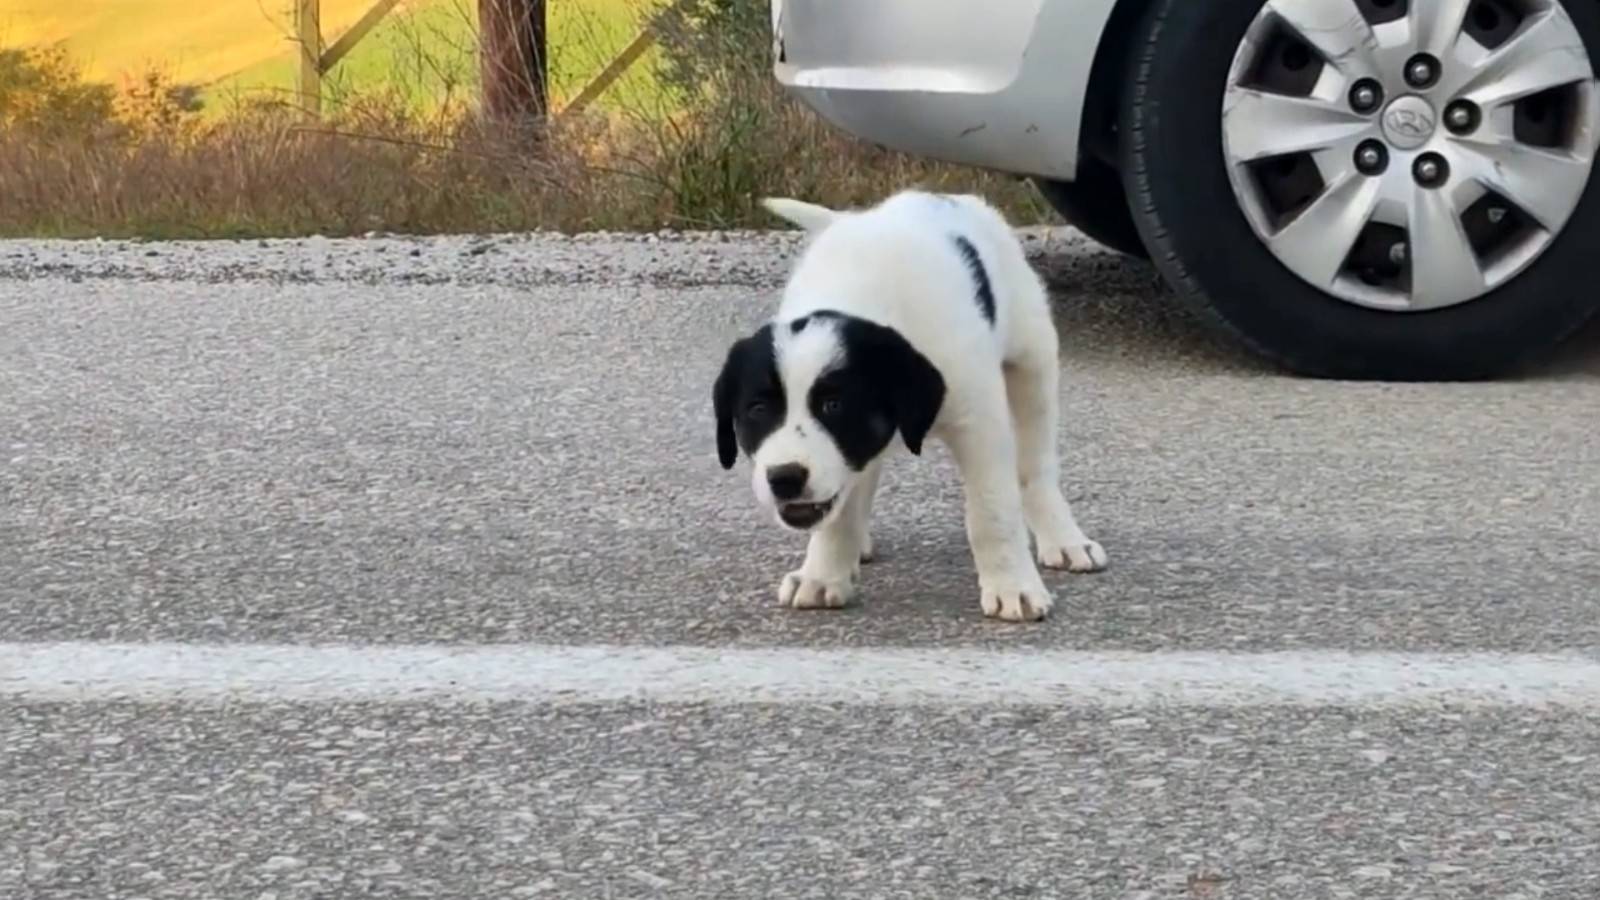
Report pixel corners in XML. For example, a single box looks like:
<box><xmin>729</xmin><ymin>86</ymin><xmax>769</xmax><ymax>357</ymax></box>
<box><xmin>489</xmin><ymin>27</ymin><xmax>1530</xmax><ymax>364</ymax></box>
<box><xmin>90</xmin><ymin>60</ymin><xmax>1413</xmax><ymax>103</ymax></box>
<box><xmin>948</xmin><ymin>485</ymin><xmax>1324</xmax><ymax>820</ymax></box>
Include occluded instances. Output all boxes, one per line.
<box><xmin>2</xmin><ymin>230</ymin><xmax>1598</xmax><ymax>899</ymax></box>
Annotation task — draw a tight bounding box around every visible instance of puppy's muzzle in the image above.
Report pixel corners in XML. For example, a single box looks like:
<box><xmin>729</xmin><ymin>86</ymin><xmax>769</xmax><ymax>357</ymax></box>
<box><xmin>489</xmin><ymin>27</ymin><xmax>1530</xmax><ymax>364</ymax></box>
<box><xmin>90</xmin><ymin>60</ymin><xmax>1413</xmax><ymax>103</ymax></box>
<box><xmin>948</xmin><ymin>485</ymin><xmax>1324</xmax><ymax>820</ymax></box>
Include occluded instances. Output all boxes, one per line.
<box><xmin>765</xmin><ymin>463</ymin><xmax>836</xmax><ymax>530</ymax></box>
<box><xmin>777</xmin><ymin>497</ymin><xmax>835</xmax><ymax>530</ymax></box>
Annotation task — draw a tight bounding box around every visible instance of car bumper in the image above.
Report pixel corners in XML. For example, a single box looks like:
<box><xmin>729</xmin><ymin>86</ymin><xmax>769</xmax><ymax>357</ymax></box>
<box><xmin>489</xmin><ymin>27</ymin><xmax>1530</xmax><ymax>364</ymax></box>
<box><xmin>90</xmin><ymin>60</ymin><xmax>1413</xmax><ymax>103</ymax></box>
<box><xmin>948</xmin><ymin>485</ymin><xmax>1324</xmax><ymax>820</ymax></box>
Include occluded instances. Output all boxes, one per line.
<box><xmin>770</xmin><ymin>0</ymin><xmax>1120</xmax><ymax>180</ymax></box>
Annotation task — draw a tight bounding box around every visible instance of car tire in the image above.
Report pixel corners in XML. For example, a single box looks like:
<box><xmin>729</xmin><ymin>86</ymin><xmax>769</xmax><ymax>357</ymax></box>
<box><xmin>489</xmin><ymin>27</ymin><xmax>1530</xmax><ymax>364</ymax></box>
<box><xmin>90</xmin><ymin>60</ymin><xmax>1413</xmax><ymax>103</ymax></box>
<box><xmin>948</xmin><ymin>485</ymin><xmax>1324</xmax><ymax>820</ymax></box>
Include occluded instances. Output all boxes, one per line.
<box><xmin>1119</xmin><ymin>0</ymin><xmax>1600</xmax><ymax>379</ymax></box>
<box><xmin>1033</xmin><ymin>157</ymin><xmax>1149</xmax><ymax>257</ymax></box>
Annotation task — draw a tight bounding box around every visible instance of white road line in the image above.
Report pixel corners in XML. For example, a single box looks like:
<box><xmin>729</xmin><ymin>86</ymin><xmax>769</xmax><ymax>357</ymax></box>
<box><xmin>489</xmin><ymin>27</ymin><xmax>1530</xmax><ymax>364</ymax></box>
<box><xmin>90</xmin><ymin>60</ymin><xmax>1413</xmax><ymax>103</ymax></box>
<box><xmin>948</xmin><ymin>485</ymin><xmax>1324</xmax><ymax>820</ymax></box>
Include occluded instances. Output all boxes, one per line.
<box><xmin>4</xmin><ymin>642</ymin><xmax>1599</xmax><ymax>708</ymax></box>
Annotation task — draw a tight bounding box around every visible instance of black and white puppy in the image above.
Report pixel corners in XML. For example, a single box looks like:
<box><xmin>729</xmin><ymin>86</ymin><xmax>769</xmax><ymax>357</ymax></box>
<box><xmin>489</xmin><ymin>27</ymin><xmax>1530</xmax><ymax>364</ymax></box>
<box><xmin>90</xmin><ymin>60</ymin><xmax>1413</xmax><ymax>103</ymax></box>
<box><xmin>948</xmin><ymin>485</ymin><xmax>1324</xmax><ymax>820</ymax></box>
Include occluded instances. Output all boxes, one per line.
<box><xmin>713</xmin><ymin>190</ymin><xmax>1107</xmax><ymax>622</ymax></box>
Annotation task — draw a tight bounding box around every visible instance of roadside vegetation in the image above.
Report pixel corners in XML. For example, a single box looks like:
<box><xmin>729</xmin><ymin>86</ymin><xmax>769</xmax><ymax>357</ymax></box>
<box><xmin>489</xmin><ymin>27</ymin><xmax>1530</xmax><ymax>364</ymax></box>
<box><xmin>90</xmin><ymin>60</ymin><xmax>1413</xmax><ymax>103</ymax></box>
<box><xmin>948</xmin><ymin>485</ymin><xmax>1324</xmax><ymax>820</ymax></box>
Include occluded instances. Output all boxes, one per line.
<box><xmin>0</xmin><ymin>0</ymin><xmax>1049</xmax><ymax>238</ymax></box>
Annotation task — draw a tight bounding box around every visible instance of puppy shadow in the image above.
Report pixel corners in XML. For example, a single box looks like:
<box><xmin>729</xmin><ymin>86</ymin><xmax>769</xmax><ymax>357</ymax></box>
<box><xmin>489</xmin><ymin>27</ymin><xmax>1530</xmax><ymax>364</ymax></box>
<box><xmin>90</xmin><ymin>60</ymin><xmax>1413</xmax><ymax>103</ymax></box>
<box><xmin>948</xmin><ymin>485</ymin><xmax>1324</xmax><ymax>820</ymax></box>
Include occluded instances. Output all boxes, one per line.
<box><xmin>844</xmin><ymin>472</ymin><xmax>1110</xmax><ymax>631</ymax></box>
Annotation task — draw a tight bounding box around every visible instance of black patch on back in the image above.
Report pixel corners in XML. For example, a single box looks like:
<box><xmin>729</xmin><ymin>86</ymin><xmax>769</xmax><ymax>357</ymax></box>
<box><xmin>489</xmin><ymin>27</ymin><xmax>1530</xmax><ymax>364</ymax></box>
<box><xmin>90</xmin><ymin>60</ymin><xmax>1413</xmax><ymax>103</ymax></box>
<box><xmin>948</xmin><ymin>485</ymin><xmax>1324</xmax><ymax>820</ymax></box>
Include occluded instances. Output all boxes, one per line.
<box><xmin>951</xmin><ymin>235</ymin><xmax>996</xmax><ymax>325</ymax></box>
<box><xmin>712</xmin><ymin>324</ymin><xmax>783</xmax><ymax>469</ymax></box>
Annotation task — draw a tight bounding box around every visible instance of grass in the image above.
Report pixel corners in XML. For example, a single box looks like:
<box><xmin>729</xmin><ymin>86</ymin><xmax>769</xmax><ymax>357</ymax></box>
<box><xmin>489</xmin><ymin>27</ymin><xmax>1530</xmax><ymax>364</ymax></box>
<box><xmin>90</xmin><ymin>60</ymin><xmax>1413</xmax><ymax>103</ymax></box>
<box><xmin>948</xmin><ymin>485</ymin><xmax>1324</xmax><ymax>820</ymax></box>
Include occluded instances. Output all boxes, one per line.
<box><xmin>0</xmin><ymin>0</ymin><xmax>387</xmax><ymax>85</ymax></box>
<box><xmin>217</xmin><ymin>0</ymin><xmax>670</xmax><ymax>113</ymax></box>
<box><xmin>1</xmin><ymin>0</ymin><xmax>664</xmax><ymax>112</ymax></box>
<box><xmin>0</xmin><ymin>3</ymin><xmax>1054</xmax><ymax>239</ymax></box>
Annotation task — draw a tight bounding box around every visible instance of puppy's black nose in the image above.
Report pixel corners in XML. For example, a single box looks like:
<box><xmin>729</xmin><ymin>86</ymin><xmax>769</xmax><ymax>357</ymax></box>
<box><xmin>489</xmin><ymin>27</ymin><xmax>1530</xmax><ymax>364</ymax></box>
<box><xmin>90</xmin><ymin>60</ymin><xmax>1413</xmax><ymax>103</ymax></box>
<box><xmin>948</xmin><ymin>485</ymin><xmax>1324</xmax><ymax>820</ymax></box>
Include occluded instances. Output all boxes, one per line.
<box><xmin>766</xmin><ymin>464</ymin><xmax>809</xmax><ymax>501</ymax></box>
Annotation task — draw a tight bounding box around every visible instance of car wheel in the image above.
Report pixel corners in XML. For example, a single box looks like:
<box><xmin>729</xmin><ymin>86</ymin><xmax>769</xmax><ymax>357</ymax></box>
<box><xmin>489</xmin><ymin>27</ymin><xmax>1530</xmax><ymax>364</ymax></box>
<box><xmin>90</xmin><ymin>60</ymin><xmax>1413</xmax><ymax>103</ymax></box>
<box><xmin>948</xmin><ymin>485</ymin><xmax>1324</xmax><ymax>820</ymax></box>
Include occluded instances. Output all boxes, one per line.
<box><xmin>1120</xmin><ymin>0</ymin><xmax>1600</xmax><ymax>379</ymax></box>
<box><xmin>1033</xmin><ymin>157</ymin><xmax>1149</xmax><ymax>257</ymax></box>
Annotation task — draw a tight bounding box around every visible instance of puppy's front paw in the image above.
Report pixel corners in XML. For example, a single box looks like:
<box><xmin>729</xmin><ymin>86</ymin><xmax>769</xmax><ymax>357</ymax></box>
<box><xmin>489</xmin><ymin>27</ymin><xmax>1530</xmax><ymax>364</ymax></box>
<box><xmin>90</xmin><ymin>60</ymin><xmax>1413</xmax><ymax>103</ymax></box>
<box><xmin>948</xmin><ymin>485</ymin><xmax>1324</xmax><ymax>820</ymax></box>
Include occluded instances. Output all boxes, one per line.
<box><xmin>979</xmin><ymin>573</ymin><xmax>1054</xmax><ymax>622</ymax></box>
<box><xmin>778</xmin><ymin>570</ymin><xmax>857</xmax><ymax>610</ymax></box>
<box><xmin>1038</xmin><ymin>539</ymin><xmax>1109</xmax><ymax>573</ymax></box>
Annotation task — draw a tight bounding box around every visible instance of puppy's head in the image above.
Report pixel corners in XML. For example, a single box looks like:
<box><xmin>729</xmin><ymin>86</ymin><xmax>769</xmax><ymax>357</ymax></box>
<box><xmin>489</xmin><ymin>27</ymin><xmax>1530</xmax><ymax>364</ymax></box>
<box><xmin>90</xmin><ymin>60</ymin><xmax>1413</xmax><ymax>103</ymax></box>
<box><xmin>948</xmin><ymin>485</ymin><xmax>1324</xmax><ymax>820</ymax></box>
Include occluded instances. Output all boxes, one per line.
<box><xmin>713</xmin><ymin>311</ymin><xmax>945</xmax><ymax>531</ymax></box>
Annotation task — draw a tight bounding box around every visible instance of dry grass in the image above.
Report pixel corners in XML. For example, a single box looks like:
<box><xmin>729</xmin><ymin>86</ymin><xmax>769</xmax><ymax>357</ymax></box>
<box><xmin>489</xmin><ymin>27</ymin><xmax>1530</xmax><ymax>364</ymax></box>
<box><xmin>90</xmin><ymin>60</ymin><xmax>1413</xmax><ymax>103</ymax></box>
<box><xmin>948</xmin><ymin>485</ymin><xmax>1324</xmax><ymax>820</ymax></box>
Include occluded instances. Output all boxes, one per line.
<box><xmin>0</xmin><ymin>10</ymin><xmax>1053</xmax><ymax>239</ymax></box>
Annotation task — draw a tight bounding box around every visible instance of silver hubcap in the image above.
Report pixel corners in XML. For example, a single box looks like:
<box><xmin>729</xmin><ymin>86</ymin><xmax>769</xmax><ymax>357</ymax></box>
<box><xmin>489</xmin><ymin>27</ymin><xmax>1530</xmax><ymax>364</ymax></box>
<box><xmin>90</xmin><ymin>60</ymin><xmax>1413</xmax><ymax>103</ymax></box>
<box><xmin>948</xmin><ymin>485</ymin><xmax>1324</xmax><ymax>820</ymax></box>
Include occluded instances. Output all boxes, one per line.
<box><xmin>1222</xmin><ymin>0</ymin><xmax>1600</xmax><ymax>311</ymax></box>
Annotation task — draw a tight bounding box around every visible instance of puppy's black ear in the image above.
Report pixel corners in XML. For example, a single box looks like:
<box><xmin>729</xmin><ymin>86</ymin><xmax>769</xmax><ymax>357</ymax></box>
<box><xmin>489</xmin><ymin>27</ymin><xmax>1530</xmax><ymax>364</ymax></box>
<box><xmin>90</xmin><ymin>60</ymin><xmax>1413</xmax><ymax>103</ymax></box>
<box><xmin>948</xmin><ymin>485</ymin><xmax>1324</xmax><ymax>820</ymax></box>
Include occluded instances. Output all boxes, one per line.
<box><xmin>865</xmin><ymin>324</ymin><xmax>945</xmax><ymax>456</ymax></box>
<box><xmin>712</xmin><ymin>341</ymin><xmax>743</xmax><ymax>470</ymax></box>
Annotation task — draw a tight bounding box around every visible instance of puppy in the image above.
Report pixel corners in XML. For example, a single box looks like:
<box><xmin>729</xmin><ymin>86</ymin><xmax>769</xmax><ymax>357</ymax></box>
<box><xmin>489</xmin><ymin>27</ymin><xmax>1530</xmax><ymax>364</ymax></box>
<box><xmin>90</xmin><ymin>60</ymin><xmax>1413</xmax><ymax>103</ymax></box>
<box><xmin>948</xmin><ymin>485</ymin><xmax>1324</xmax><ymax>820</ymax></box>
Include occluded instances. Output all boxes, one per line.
<box><xmin>713</xmin><ymin>190</ymin><xmax>1107</xmax><ymax>622</ymax></box>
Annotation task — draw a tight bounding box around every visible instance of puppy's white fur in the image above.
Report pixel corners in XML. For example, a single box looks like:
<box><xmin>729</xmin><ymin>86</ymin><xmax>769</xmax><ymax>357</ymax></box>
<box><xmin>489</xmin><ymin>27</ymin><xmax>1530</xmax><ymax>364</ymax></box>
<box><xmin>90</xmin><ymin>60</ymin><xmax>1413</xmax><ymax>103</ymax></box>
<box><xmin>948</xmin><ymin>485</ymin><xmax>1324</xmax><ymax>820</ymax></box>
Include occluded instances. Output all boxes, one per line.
<box><xmin>760</xmin><ymin>190</ymin><xmax>1107</xmax><ymax>622</ymax></box>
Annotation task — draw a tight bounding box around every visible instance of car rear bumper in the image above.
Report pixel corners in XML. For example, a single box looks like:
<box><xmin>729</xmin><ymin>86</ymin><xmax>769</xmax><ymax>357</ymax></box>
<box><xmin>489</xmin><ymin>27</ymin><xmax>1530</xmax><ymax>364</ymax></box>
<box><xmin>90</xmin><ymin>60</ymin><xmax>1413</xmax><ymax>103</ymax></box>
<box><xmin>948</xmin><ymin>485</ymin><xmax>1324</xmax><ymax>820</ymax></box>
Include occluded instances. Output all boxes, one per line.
<box><xmin>770</xmin><ymin>0</ymin><xmax>1121</xmax><ymax>180</ymax></box>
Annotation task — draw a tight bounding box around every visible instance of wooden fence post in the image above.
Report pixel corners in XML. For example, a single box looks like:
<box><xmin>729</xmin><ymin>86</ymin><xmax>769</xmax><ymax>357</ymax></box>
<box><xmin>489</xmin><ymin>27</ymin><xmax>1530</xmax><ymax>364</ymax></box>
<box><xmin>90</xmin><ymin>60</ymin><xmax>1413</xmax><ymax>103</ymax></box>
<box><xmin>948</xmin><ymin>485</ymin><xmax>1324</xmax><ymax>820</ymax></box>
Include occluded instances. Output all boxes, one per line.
<box><xmin>478</xmin><ymin>0</ymin><xmax>548</xmax><ymax>121</ymax></box>
<box><xmin>294</xmin><ymin>0</ymin><xmax>322</xmax><ymax>118</ymax></box>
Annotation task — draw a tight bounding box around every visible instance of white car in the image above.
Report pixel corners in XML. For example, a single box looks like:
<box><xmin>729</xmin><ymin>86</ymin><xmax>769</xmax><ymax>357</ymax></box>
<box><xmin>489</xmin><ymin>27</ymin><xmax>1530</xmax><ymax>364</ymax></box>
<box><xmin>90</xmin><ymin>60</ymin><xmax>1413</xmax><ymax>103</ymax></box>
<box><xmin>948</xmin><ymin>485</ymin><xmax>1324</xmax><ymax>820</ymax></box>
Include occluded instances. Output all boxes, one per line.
<box><xmin>769</xmin><ymin>0</ymin><xmax>1600</xmax><ymax>379</ymax></box>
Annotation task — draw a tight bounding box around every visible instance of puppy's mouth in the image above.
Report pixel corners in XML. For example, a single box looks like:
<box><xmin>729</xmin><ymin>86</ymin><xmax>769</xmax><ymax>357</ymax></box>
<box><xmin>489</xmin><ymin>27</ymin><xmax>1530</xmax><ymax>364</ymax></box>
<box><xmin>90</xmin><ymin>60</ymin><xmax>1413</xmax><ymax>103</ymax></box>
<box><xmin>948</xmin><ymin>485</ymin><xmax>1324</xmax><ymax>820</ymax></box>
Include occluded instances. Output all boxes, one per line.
<box><xmin>777</xmin><ymin>497</ymin><xmax>836</xmax><ymax>530</ymax></box>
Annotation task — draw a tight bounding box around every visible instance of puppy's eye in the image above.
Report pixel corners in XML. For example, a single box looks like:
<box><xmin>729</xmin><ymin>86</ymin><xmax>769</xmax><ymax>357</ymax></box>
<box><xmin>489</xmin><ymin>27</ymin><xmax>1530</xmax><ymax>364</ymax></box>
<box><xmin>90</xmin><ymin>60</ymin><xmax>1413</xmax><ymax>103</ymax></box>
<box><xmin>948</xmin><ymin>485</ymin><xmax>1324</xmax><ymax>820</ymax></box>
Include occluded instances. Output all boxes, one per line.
<box><xmin>745</xmin><ymin>401</ymin><xmax>770</xmax><ymax>418</ymax></box>
<box><xmin>819</xmin><ymin>396</ymin><xmax>844</xmax><ymax>416</ymax></box>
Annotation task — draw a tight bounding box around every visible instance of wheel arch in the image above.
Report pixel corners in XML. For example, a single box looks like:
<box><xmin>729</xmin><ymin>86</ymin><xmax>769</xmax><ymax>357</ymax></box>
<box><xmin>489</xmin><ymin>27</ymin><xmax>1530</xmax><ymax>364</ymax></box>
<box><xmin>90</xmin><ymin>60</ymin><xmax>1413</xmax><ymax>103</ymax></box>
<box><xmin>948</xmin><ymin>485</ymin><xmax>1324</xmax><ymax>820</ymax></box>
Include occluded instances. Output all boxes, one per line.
<box><xmin>1078</xmin><ymin>0</ymin><xmax>1164</xmax><ymax>168</ymax></box>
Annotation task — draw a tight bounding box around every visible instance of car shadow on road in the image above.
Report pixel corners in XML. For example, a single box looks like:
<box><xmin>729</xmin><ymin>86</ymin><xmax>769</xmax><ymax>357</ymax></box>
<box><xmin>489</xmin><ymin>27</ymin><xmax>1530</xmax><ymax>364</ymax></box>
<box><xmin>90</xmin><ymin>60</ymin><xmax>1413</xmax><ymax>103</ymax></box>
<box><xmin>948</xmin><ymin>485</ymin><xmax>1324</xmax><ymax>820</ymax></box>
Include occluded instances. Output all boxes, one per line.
<box><xmin>1034</xmin><ymin>244</ymin><xmax>1600</xmax><ymax>381</ymax></box>
<box><xmin>1033</xmin><ymin>246</ymin><xmax>1277</xmax><ymax>376</ymax></box>
<box><xmin>1537</xmin><ymin>315</ymin><xmax>1600</xmax><ymax>379</ymax></box>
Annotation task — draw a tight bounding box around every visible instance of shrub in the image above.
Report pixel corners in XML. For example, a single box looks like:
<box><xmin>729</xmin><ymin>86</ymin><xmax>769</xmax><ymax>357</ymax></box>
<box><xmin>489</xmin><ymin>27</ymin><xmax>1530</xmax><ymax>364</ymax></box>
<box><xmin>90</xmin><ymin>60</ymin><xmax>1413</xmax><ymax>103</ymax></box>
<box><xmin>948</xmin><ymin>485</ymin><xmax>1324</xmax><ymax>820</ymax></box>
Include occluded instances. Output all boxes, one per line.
<box><xmin>0</xmin><ymin>47</ymin><xmax>118</xmax><ymax>139</ymax></box>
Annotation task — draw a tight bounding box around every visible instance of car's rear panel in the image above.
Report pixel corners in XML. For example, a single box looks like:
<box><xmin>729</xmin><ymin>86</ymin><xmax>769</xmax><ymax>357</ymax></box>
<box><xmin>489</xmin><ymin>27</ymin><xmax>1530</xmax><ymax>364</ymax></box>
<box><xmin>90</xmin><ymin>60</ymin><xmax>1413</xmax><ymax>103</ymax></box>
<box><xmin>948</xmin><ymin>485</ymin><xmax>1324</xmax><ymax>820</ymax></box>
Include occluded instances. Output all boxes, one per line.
<box><xmin>770</xmin><ymin>0</ymin><xmax>1124</xmax><ymax>179</ymax></box>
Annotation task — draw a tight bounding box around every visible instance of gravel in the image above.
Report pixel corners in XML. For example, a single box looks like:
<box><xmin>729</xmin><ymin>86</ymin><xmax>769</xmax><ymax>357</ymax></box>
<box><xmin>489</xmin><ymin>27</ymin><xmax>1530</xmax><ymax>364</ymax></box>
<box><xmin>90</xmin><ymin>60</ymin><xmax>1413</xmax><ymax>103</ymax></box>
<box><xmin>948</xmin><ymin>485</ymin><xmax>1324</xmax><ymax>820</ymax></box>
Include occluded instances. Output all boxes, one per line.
<box><xmin>0</xmin><ymin>227</ymin><xmax>1125</xmax><ymax>289</ymax></box>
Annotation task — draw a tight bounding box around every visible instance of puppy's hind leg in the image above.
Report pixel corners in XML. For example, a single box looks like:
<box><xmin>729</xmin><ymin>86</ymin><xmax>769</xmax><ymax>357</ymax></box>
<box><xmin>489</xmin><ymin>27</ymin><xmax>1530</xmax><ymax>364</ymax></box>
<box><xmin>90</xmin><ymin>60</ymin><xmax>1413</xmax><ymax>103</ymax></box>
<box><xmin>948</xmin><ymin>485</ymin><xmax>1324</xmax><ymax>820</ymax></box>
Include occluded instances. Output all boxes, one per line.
<box><xmin>1004</xmin><ymin>333</ymin><xmax>1108</xmax><ymax>574</ymax></box>
<box><xmin>947</xmin><ymin>400</ymin><xmax>1054</xmax><ymax>622</ymax></box>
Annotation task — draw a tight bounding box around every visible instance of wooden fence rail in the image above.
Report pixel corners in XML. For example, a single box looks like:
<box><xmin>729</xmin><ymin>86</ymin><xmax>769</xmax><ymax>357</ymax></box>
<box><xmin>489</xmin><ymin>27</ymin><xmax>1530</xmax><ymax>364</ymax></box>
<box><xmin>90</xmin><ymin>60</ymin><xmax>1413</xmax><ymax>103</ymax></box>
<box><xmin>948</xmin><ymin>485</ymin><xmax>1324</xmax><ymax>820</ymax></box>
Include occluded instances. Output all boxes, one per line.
<box><xmin>292</xmin><ymin>0</ymin><xmax>676</xmax><ymax>119</ymax></box>
<box><xmin>295</xmin><ymin>0</ymin><xmax>404</xmax><ymax>117</ymax></box>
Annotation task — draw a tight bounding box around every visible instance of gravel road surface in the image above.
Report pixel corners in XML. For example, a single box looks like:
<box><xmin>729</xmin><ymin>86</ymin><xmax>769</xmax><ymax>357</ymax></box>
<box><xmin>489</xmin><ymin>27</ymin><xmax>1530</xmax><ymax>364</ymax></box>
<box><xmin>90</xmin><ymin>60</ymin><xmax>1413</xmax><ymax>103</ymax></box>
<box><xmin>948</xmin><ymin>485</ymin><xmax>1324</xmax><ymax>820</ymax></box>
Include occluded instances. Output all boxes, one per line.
<box><xmin>3</xmin><ymin>230</ymin><xmax>1598</xmax><ymax>899</ymax></box>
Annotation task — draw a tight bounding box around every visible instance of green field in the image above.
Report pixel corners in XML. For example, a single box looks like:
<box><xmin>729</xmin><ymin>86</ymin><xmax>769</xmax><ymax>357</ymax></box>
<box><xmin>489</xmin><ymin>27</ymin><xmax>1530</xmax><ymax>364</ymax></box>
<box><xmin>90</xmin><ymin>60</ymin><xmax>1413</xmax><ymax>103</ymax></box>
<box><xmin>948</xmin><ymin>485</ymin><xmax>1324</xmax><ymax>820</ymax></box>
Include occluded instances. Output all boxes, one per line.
<box><xmin>0</xmin><ymin>0</ymin><xmax>667</xmax><ymax>112</ymax></box>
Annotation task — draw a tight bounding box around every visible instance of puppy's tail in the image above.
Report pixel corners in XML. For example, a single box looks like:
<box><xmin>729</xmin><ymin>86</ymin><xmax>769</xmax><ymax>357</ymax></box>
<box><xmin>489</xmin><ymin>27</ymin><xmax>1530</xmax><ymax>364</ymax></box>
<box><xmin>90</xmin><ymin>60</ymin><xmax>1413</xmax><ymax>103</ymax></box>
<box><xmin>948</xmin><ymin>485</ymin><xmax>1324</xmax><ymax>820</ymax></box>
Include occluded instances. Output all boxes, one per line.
<box><xmin>759</xmin><ymin>197</ymin><xmax>839</xmax><ymax>233</ymax></box>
